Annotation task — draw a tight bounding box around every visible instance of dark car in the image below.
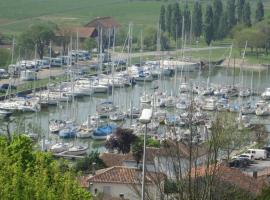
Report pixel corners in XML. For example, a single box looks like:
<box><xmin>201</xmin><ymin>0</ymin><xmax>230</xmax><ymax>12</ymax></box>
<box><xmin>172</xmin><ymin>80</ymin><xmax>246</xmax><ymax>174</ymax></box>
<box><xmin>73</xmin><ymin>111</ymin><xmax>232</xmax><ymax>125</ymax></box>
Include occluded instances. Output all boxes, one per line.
<box><xmin>0</xmin><ymin>84</ymin><xmax>16</xmax><ymax>92</ymax></box>
<box><xmin>229</xmin><ymin>158</ymin><xmax>253</xmax><ymax>168</ymax></box>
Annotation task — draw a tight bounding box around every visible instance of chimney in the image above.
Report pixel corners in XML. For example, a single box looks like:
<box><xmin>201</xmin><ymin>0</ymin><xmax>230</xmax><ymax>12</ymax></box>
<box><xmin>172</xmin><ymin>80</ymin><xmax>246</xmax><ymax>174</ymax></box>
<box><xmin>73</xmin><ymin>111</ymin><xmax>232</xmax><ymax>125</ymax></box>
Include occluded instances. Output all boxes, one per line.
<box><xmin>253</xmin><ymin>171</ymin><xmax>258</xmax><ymax>179</ymax></box>
<box><xmin>92</xmin><ymin>162</ymin><xmax>96</xmax><ymax>175</ymax></box>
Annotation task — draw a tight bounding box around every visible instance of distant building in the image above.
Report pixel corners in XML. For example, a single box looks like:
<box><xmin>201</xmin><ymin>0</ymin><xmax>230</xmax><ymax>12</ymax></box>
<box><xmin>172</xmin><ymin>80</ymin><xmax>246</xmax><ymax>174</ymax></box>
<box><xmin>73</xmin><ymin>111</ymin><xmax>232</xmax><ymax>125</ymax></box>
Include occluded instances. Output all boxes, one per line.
<box><xmin>85</xmin><ymin>17</ymin><xmax>120</xmax><ymax>49</ymax></box>
<box><xmin>85</xmin><ymin>16</ymin><xmax>120</xmax><ymax>31</ymax></box>
<box><xmin>80</xmin><ymin>166</ymin><xmax>165</xmax><ymax>200</ymax></box>
<box><xmin>100</xmin><ymin>142</ymin><xmax>208</xmax><ymax>179</ymax></box>
<box><xmin>55</xmin><ymin>27</ymin><xmax>98</xmax><ymax>41</ymax></box>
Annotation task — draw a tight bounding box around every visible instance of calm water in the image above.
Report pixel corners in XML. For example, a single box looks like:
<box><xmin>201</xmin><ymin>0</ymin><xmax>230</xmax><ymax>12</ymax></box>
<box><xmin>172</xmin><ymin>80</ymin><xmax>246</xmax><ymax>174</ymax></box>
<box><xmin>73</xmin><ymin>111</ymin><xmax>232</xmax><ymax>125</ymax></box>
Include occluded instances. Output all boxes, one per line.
<box><xmin>2</xmin><ymin>66</ymin><xmax>270</xmax><ymax>151</ymax></box>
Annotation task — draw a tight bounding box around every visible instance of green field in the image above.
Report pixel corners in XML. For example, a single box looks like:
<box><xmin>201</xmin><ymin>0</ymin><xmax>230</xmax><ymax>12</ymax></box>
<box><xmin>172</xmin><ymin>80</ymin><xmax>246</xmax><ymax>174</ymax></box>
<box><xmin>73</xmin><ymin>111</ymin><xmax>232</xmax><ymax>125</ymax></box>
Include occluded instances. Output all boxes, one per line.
<box><xmin>0</xmin><ymin>0</ymin><xmax>268</xmax><ymax>34</ymax></box>
<box><xmin>0</xmin><ymin>0</ymin><xmax>177</xmax><ymax>34</ymax></box>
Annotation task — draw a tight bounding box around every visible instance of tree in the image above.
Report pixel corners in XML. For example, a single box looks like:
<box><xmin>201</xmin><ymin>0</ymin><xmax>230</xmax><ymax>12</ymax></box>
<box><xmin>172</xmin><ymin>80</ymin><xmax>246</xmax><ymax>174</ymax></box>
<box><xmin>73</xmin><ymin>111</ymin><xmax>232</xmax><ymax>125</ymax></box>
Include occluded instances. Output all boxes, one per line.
<box><xmin>166</xmin><ymin>4</ymin><xmax>172</xmax><ymax>36</ymax></box>
<box><xmin>243</xmin><ymin>1</ymin><xmax>251</xmax><ymax>27</ymax></box>
<box><xmin>159</xmin><ymin>5</ymin><xmax>166</xmax><ymax>32</ymax></box>
<box><xmin>54</xmin><ymin>27</ymin><xmax>72</xmax><ymax>55</ymax></box>
<box><xmin>211</xmin><ymin>112</ymin><xmax>250</xmax><ymax>162</ymax></box>
<box><xmin>213</xmin><ymin>0</ymin><xmax>223</xmax><ymax>40</ymax></box>
<box><xmin>204</xmin><ymin>5</ymin><xmax>214</xmax><ymax>45</ymax></box>
<box><xmin>171</xmin><ymin>3</ymin><xmax>181</xmax><ymax>40</ymax></box>
<box><xmin>183</xmin><ymin>3</ymin><xmax>191</xmax><ymax>37</ymax></box>
<box><xmin>83</xmin><ymin>38</ymin><xmax>97</xmax><ymax>52</ymax></box>
<box><xmin>0</xmin><ymin>48</ymin><xmax>10</xmax><ymax>68</ymax></box>
<box><xmin>256</xmin><ymin>0</ymin><xmax>264</xmax><ymax>22</ymax></box>
<box><xmin>75</xmin><ymin>151</ymin><xmax>106</xmax><ymax>173</ymax></box>
<box><xmin>131</xmin><ymin>137</ymin><xmax>143</xmax><ymax>166</ymax></box>
<box><xmin>227</xmin><ymin>0</ymin><xmax>237</xmax><ymax>29</ymax></box>
<box><xmin>105</xmin><ymin>128</ymin><xmax>137</xmax><ymax>154</ymax></box>
<box><xmin>116</xmin><ymin>28</ymin><xmax>127</xmax><ymax>46</ymax></box>
<box><xmin>217</xmin><ymin>11</ymin><xmax>229</xmax><ymax>39</ymax></box>
<box><xmin>192</xmin><ymin>1</ymin><xmax>203</xmax><ymax>39</ymax></box>
<box><xmin>143</xmin><ymin>27</ymin><xmax>157</xmax><ymax>51</ymax></box>
<box><xmin>18</xmin><ymin>24</ymin><xmax>55</xmax><ymax>59</ymax></box>
<box><xmin>160</xmin><ymin>32</ymin><xmax>170</xmax><ymax>50</ymax></box>
<box><xmin>0</xmin><ymin>135</ymin><xmax>91</xmax><ymax>199</ymax></box>
<box><xmin>237</xmin><ymin>0</ymin><xmax>245</xmax><ymax>23</ymax></box>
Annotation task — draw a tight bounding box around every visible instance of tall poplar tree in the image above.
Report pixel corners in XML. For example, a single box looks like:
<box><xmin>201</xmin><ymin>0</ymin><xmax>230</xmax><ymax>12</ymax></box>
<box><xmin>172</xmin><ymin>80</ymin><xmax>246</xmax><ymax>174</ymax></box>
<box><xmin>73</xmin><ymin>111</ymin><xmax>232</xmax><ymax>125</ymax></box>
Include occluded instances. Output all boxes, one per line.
<box><xmin>213</xmin><ymin>0</ymin><xmax>223</xmax><ymax>40</ymax></box>
<box><xmin>217</xmin><ymin>11</ymin><xmax>229</xmax><ymax>39</ymax></box>
<box><xmin>166</xmin><ymin>4</ymin><xmax>172</xmax><ymax>36</ymax></box>
<box><xmin>227</xmin><ymin>0</ymin><xmax>236</xmax><ymax>29</ymax></box>
<box><xmin>183</xmin><ymin>3</ymin><xmax>191</xmax><ymax>36</ymax></box>
<box><xmin>159</xmin><ymin>5</ymin><xmax>166</xmax><ymax>32</ymax></box>
<box><xmin>256</xmin><ymin>0</ymin><xmax>264</xmax><ymax>22</ymax></box>
<box><xmin>204</xmin><ymin>5</ymin><xmax>214</xmax><ymax>45</ymax></box>
<box><xmin>236</xmin><ymin>0</ymin><xmax>245</xmax><ymax>23</ymax></box>
<box><xmin>193</xmin><ymin>1</ymin><xmax>203</xmax><ymax>38</ymax></box>
<box><xmin>243</xmin><ymin>1</ymin><xmax>251</xmax><ymax>27</ymax></box>
<box><xmin>171</xmin><ymin>3</ymin><xmax>181</xmax><ymax>40</ymax></box>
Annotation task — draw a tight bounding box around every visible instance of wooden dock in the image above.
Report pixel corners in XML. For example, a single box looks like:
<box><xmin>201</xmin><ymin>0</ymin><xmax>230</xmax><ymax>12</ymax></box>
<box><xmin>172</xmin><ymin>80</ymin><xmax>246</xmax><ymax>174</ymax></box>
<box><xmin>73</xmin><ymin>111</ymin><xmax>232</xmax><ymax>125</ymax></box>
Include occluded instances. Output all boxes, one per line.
<box><xmin>53</xmin><ymin>151</ymin><xmax>85</xmax><ymax>160</ymax></box>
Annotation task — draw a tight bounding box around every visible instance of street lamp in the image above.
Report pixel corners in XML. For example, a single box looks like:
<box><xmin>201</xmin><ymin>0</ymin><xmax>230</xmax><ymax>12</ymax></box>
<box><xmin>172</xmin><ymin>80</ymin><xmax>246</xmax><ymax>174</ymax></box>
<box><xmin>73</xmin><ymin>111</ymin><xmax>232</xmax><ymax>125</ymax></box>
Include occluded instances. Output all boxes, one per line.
<box><xmin>139</xmin><ymin>108</ymin><xmax>153</xmax><ymax>200</ymax></box>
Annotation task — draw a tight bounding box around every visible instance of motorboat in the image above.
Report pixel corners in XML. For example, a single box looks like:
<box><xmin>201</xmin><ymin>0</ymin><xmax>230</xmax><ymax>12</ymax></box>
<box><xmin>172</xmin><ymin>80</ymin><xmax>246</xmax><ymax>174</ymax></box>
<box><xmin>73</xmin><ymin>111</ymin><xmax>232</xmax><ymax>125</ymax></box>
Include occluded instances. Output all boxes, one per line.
<box><xmin>134</xmin><ymin>71</ymin><xmax>153</xmax><ymax>82</ymax></box>
<box><xmin>262</xmin><ymin>88</ymin><xmax>270</xmax><ymax>100</ymax></box>
<box><xmin>202</xmin><ymin>98</ymin><xmax>216</xmax><ymax>111</ymax></box>
<box><xmin>179</xmin><ymin>82</ymin><xmax>190</xmax><ymax>93</ymax></box>
<box><xmin>164</xmin><ymin>96</ymin><xmax>176</xmax><ymax>108</ymax></box>
<box><xmin>92</xmin><ymin>124</ymin><xmax>118</xmax><ymax>140</ymax></box>
<box><xmin>59</xmin><ymin>125</ymin><xmax>78</xmax><ymax>139</ymax></box>
<box><xmin>126</xmin><ymin>107</ymin><xmax>141</xmax><ymax>119</ymax></box>
<box><xmin>0</xmin><ymin>109</ymin><xmax>12</xmax><ymax>118</ymax></box>
<box><xmin>96</xmin><ymin>100</ymin><xmax>117</xmax><ymax>118</ymax></box>
<box><xmin>165</xmin><ymin>115</ymin><xmax>182</xmax><ymax>126</ymax></box>
<box><xmin>67</xmin><ymin>145</ymin><xmax>88</xmax><ymax>155</ymax></box>
<box><xmin>255</xmin><ymin>100</ymin><xmax>269</xmax><ymax>116</ymax></box>
<box><xmin>241</xmin><ymin>102</ymin><xmax>255</xmax><ymax>115</ymax></box>
<box><xmin>239</xmin><ymin>88</ymin><xmax>251</xmax><ymax>97</ymax></box>
<box><xmin>49</xmin><ymin>120</ymin><xmax>72</xmax><ymax>133</ymax></box>
<box><xmin>109</xmin><ymin>111</ymin><xmax>126</xmax><ymax>121</ymax></box>
<box><xmin>140</xmin><ymin>93</ymin><xmax>152</xmax><ymax>104</ymax></box>
<box><xmin>76</xmin><ymin>127</ymin><xmax>93</xmax><ymax>138</ymax></box>
<box><xmin>50</xmin><ymin>143</ymin><xmax>70</xmax><ymax>153</ymax></box>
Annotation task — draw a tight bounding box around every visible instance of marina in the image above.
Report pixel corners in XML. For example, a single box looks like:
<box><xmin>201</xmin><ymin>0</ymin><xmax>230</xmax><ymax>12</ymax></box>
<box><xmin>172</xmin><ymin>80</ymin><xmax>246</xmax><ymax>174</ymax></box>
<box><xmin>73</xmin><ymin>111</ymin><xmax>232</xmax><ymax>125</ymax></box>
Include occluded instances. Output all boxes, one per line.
<box><xmin>1</xmin><ymin>61</ymin><xmax>270</xmax><ymax>155</ymax></box>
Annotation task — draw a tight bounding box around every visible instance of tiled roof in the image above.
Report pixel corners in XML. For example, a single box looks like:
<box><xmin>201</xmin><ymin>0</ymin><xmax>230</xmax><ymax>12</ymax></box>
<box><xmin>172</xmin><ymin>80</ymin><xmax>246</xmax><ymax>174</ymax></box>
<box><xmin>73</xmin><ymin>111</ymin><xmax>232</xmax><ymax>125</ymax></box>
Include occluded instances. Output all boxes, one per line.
<box><xmin>87</xmin><ymin>166</ymin><xmax>165</xmax><ymax>185</ymax></box>
<box><xmin>85</xmin><ymin>16</ymin><xmax>120</xmax><ymax>29</ymax></box>
<box><xmin>190</xmin><ymin>164</ymin><xmax>265</xmax><ymax>195</ymax></box>
<box><xmin>55</xmin><ymin>27</ymin><xmax>97</xmax><ymax>38</ymax></box>
<box><xmin>100</xmin><ymin>147</ymin><xmax>160</xmax><ymax>167</ymax></box>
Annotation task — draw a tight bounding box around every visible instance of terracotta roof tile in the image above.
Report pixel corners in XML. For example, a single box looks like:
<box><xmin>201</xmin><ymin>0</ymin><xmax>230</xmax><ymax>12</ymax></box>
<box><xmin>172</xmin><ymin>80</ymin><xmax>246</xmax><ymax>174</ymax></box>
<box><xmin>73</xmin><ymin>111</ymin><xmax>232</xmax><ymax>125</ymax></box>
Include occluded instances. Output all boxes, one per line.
<box><xmin>100</xmin><ymin>148</ymin><xmax>160</xmax><ymax>167</ymax></box>
<box><xmin>87</xmin><ymin>166</ymin><xmax>165</xmax><ymax>185</ymax></box>
<box><xmin>190</xmin><ymin>164</ymin><xmax>265</xmax><ymax>195</ymax></box>
<box><xmin>85</xmin><ymin>16</ymin><xmax>120</xmax><ymax>29</ymax></box>
<box><xmin>56</xmin><ymin>27</ymin><xmax>97</xmax><ymax>38</ymax></box>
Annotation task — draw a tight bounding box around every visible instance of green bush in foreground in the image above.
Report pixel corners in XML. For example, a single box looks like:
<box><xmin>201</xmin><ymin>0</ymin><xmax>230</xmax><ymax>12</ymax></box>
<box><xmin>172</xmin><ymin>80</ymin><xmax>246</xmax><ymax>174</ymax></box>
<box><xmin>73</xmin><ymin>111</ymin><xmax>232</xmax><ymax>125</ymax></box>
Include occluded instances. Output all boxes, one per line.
<box><xmin>0</xmin><ymin>135</ymin><xmax>91</xmax><ymax>200</ymax></box>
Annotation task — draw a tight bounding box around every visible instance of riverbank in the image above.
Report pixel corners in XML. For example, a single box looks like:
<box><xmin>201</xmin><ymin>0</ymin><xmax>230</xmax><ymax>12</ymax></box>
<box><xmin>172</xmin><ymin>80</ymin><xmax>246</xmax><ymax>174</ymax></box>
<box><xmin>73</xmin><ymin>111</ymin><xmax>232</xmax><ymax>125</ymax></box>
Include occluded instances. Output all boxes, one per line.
<box><xmin>219</xmin><ymin>58</ymin><xmax>270</xmax><ymax>70</ymax></box>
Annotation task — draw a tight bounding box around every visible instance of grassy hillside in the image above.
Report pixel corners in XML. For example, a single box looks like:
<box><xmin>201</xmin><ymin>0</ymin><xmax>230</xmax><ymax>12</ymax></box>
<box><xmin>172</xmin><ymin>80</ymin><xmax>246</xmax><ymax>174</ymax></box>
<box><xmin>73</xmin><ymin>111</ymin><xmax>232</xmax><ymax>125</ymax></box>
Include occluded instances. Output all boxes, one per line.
<box><xmin>0</xmin><ymin>0</ymin><xmax>175</xmax><ymax>34</ymax></box>
<box><xmin>0</xmin><ymin>0</ymin><xmax>269</xmax><ymax>35</ymax></box>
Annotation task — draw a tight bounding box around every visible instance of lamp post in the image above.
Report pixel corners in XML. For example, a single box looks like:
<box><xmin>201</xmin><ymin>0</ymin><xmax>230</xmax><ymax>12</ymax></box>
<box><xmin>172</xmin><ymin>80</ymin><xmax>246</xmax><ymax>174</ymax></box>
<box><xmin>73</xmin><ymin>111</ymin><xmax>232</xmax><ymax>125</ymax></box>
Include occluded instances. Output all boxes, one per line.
<box><xmin>139</xmin><ymin>108</ymin><xmax>152</xmax><ymax>200</ymax></box>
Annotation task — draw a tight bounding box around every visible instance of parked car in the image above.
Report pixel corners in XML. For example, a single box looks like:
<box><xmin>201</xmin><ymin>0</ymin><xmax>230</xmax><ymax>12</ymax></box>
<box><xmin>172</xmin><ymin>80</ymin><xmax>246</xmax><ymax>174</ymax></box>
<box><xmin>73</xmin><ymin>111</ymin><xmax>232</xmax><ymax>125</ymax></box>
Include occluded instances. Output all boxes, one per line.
<box><xmin>0</xmin><ymin>69</ymin><xmax>9</xmax><ymax>79</ymax></box>
<box><xmin>0</xmin><ymin>84</ymin><xmax>16</xmax><ymax>92</ymax></box>
<box><xmin>229</xmin><ymin>158</ymin><xmax>252</xmax><ymax>168</ymax></box>
<box><xmin>232</xmin><ymin>153</ymin><xmax>254</xmax><ymax>160</ymax></box>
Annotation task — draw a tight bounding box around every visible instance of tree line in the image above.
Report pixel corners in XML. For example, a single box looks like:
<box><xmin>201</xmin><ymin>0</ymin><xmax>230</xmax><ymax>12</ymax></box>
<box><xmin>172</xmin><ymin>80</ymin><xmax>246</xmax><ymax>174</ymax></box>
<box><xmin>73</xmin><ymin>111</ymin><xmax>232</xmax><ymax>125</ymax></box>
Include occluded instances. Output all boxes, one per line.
<box><xmin>159</xmin><ymin>0</ymin><xmax>265</xmax><ymax>46</ymax></box>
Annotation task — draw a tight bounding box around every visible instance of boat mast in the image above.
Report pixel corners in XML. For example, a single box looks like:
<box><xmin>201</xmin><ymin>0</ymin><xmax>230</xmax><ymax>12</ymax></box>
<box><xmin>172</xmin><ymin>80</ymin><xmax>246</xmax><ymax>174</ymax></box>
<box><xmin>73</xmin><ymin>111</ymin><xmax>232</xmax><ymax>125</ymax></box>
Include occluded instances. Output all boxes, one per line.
<box><xmin>112</xmin><ymin>27</ymin><xmax>116</xmax><ymax>103</ymax></box>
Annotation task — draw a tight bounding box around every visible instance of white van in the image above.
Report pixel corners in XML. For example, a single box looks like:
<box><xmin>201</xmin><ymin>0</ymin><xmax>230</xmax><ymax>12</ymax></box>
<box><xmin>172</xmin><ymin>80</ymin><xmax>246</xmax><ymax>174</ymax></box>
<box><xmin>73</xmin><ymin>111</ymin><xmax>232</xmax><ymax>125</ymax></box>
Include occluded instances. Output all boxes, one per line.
<box><xmin>247</xmin><ymin>149</ymin><xmax>267</xmax><ymax>160</ymax></box>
